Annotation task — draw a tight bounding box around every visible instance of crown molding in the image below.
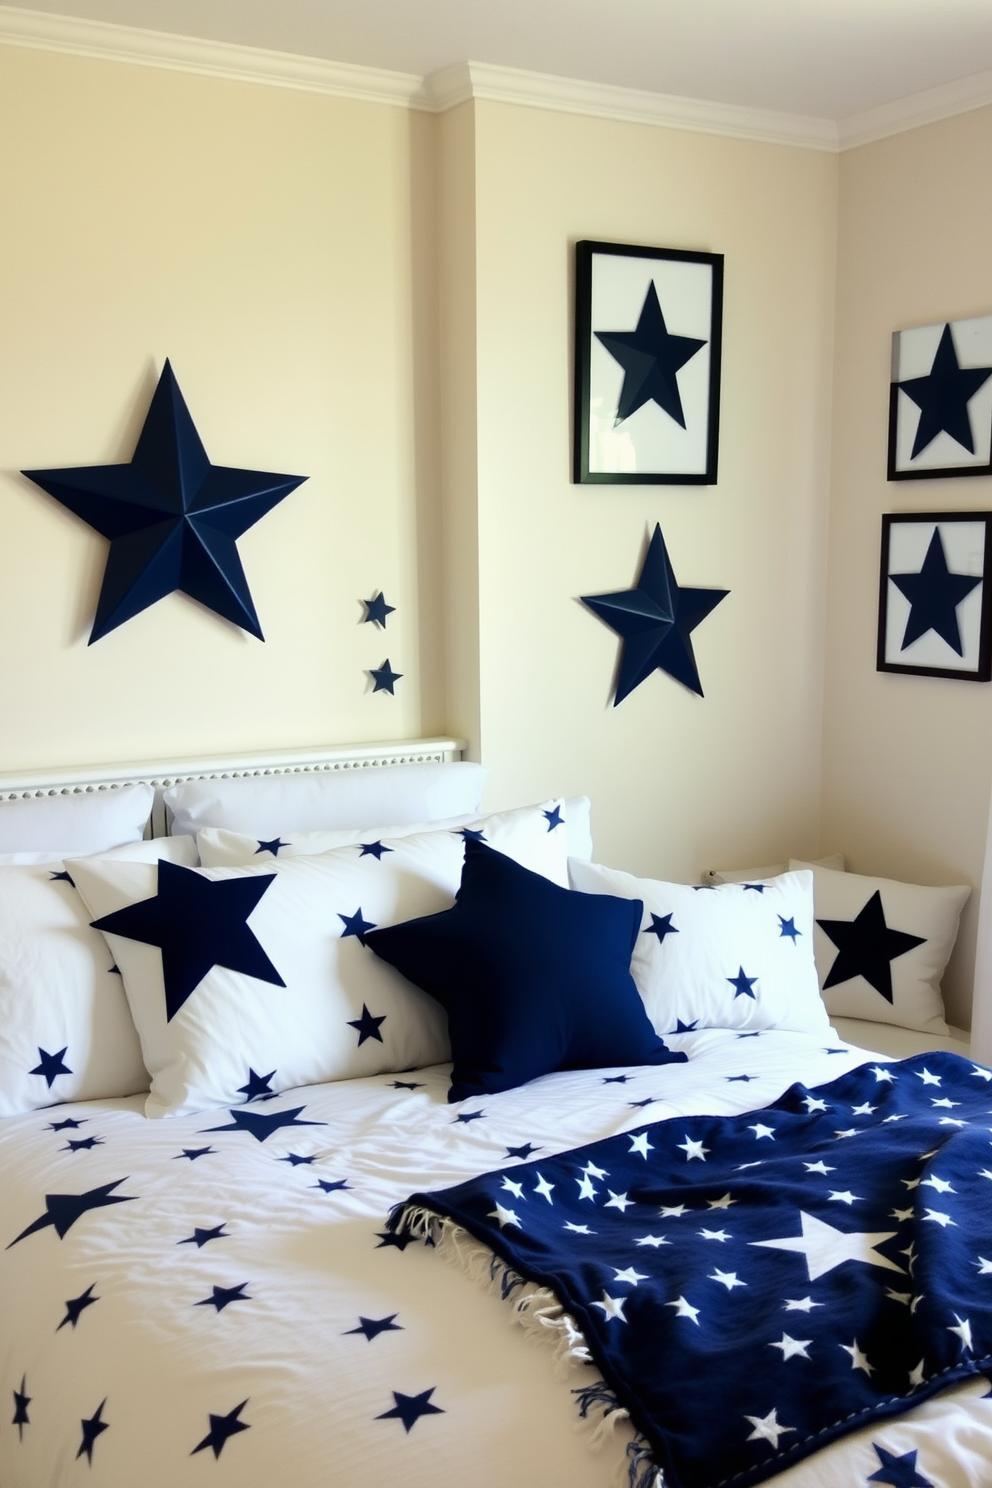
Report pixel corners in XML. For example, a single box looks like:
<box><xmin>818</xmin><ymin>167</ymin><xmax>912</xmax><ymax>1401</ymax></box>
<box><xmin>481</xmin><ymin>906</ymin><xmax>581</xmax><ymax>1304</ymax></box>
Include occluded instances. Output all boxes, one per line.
<box><xmin>427</xmin><ymin>60</ymin><xmax>839</xmax><ymax>151</ymax></box>
<box><xmin>0</xmin><ymin>5</ymin><xmax>428</xmax><ymax>107</ymax></box>
<box><xmin>839</xmin><ymin>67</ymin><xmax>992</xmax><ymax>150</ymax></box>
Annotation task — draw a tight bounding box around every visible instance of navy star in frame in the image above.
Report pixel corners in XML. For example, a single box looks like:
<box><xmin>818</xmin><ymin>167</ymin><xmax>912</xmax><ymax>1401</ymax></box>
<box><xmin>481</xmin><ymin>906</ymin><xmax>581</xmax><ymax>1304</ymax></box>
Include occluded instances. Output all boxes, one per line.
<box><xmin>370</xmin><ymin>659</ymin><xmax>402</xmax><ymax>694</ymax></box>
<box><xmin>878</xmin><ymin>512</ymin><xmax>992</xmax><ymax>681</ymax></box>
<box><xmin>91</xmin><ymin>859</ymin><xmax>284</xmax><ymax>1021</ymax></box>
<box><xmin>890</xmin><ymin>527</ymin><xmax>981</xmax><ymax>655</ymax></box>
<box><xmin>898</xmin><ymin>323</ymin><xmax>992</xmax><ymax>461</ymax></box>
<box><xmin>818</xmin><ymin>891</ymin><xmax>925</xmax><ymax>1004</ymax></box>
<box><xmin>581</xmin><ymin>524</ymin><xmax>728</xmax><ymax>703</ymax></box>
<box><xmin>595</xmin><ymin>280</ymin><xmax>706</xmax><ymax>430</ymax></box>
<box><xmin>23</xmin><ymin>360</ymin><xmax>306</xmax><ymax>642</ymax></box>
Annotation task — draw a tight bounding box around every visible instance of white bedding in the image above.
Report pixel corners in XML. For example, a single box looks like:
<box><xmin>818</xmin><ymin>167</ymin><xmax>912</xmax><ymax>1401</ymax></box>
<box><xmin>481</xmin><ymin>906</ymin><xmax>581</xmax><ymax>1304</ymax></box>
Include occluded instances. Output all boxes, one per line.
<box><xmin>2</xmin><ymin>1029</ymin><xmax>991</xmax><ymax>1488</ymax></box>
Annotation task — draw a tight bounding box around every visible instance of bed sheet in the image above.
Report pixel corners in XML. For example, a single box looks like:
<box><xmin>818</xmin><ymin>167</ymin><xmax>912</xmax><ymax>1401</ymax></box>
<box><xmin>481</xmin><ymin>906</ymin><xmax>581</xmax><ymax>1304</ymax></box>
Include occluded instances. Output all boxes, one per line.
<box><xmin>2</xmin><ymin>1028</ymin><xmax>990</xmax><ymax>1488</ymax></box>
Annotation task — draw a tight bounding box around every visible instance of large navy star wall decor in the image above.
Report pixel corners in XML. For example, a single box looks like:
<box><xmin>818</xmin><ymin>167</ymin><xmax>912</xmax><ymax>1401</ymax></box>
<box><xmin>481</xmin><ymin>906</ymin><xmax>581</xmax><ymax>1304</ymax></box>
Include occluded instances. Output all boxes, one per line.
<box><xmin>23</xmin><ymin>360</ymin><xmax>307</xmax><ymax>642</ymax></box>
<box><xmin>888</xmin><ymin>314</ymin><xmax>992</xmax><ymax>480</ymax></box>
<box><xmin>581</xmin><ymin>523</ymin><xmax>728</xmax><ymax>703</ymax></box>
<box><xmin>877</xmin><ymin>513</ymin><xmax>992</xmax><ymax>681</ymax></box>
<box><xmin>574</xmin><ymin>240</ymin><xmax>723</xmax><ymax>484</ymax></box>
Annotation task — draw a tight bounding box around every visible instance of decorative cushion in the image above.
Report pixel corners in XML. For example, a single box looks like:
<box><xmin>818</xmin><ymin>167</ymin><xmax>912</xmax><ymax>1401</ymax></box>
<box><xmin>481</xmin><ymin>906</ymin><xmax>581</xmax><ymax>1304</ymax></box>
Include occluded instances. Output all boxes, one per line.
<box><xmin>789</xmin><ymin>860</ymin><xmax>970</xmax><ymax>1034</ymax></box>
<box><xmin>72</xmin><ymin>803</ymin><xmax>569</xmax><ymax>1117</ymax></box>
<box><xmin>365</xmin><ymin>840</ymin><xmax>685</xmax><ymax>1103</ymax></box>
<box><xmin>0</xmin><ymin>782</ymin><xmax>153</xmax><ymax>857</ymax></box>
<box><xmin>163</xmin><ymin>760</ymin><xmax>488</xmax><ymax>838</ymax></box>
<box><xmin>567</xmin><ymin>860</ymin><xmax>829</xmax><ymax>1036</ymax></box>
<box><xmin>196</xmin><ymin>796</ymin><xmax>593</xmax><ymax>868</ymax></box>
<box><xmin>0</xmin><ymin>836</ymin><xmax>196</xmax><ymax>1118</ymax></box>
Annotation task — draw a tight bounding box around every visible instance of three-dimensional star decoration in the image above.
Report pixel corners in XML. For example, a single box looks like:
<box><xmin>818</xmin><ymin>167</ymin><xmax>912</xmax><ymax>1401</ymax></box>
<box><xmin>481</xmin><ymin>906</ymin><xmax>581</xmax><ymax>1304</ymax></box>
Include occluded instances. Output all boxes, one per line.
<box><xmin>581</xmin><ymin>524</ymin><xmax>728</xmax><ymax>703</ymax></box>
<box><xmin>370</xmin><ymin>659</ymin><xmax>402</xmax><ymax>694</ymax></box>
<box><xmin>898</xmin><ymin>323</ymin><xmax>992</xmax><ymax>460</ymax></box>
<box><xmin>77</xmin><ymin>1400</ymin><xmax>109</xmax><ymax>1463</ymax></box>
<box><xmin>595</xmin><ymin>280</ymin><xmax>707</xmax><ymax>428</ymax></box>
<box><xmin>8</xmin><ymin>1179</ymin><xmax>137</xmax><ymax>1248</ymax></box>
<box><xmin>201</xmin><ymin>1106</ymin><xmax>326</xmax><ymax>1144</ymax></box>
<box><xmin>191</xmin><ymin>1400</ymin><xmax>251</xmax><ymax>1458</ymax></box>
<box><xmin>196</xmin><ymin>1283</ymin><xmax>251</xmax><ymax>1313</ymax></box>
<box><xmin>890</xmin><ymin>527</ymin><xmax>982</xmax><ymax>655</ymax></box>
<box><xmin>30</xmin><ymin>1046</ymin><xmax>72</xmax><ymax>1088</ymax></box>
<box><xmin>13</xmin><ymin>1376</ymin><xmax>30</xmax><ymax>1437</ymax></box>
<box><xmin>362</xmin><ymin>592</ymin><xmax>396</xmax><ymax>627</ymax></box>
<box><xmin>22</xmin><ymin>361</ymin><xmax>306</xmax><ymax>642</ymax></box>
<box><xmin>751</xmin><ymin>1210</ymin><xmax>903</xmax><ymax>1281</ymax></box>
<box><xmin>818</xmin><ymin>891</ymin><xmax>925</xmax><ymax>1004</ymax></box>
<box><xmin>345</xmin><ymin>1314</ymin><xmax>403</xmax><ymax>1341</ymax></box>
<box><xmin>91</xmin><ymin>859</ymin><xmax>284</xmax><ymax>1021</ymax></box>
<box><xmin>347</xmin><ymin>1004</ymin><xmax>387</xmax><ymax>1046</ymax></box>
<box><xmin>868</xmin><ymin>1444</ymin><xmax>935</xmax><ymax>1487</ymax></box>
<box><xmin>375</xmin><ymin>1387</ymin><xmax>445</xmax><ymax>1432</ymax></box>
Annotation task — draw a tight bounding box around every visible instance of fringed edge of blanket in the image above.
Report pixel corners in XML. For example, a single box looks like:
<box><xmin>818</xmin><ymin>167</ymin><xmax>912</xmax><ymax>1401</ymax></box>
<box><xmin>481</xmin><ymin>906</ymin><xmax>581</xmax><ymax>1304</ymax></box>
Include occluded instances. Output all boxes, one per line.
<box><xmin>391</xmin><ymin>1202</ymin><xmax>665</xmax><ymax>1488</ymax></box>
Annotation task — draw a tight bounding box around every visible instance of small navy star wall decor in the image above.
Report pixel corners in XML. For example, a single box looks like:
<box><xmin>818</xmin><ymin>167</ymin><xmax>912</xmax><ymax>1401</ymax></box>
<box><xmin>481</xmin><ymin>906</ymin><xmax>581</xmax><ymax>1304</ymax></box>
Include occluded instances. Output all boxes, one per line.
<box><xmin>370</xmin><ymin>659</ymin><xmax>402</xmax><ymax>694</ymax></box>
<box><xmin>877</xmin><ymin>513</ymin><xmax>992</xmax><ymax>681</ymax></box>
<box><xmin>22</xmin><ymin>360</ymin><xmax>306</xmax><ymax>642</ymax></box>
<box><xmin>362</xmin><ymin>592</ymin><xmax>395</xmax><ymax>627</ymax></box>
<box><xmin>581</xmin><ymin>524</ymin><xmax>728</xmax><ymax>702</ymax></box>
<box><xmin>889</xmin><ymin>314</ymin><xmax>992</xmax><ymax>480</ymax></box>
<box><xmin>574</xmin><ymin>241</ymin><xmax>723</xmax><ymax>484</ymax></box>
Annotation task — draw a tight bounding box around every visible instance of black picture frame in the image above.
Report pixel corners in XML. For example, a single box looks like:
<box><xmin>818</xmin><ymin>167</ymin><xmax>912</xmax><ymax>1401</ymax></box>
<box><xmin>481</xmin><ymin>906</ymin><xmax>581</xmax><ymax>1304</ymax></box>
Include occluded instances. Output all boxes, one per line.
<box><xmin>877</xmin><ymin>511</ymin><xmax>992</xmax><ymax>681</ymax></box>
<box><xmin>887</xmin><ymin>314</ymin><xmax>992</xmax><ymax>481</ymax></box>
<box><xmin>573</xmin><ymin>240</ymin><xmax>723</xmax><ymax>486</ymax></box>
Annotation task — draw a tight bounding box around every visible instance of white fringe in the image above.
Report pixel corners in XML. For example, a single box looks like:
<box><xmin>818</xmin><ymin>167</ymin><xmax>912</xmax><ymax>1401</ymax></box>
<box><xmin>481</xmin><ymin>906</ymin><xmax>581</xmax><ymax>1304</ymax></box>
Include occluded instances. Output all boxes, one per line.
<box><xmin>393</xmin><ymin>1205</ymin><xmax>665</xmax><ymax>1488</ymax></box>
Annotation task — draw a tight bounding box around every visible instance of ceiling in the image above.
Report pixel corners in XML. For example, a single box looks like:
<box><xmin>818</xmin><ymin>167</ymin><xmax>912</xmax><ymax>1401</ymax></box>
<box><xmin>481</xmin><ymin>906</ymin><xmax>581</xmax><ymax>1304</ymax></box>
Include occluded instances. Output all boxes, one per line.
<box><xmin>8</xmin><ymin>0</ymin><xmax>992</xmax><ymax>123</ymax></box>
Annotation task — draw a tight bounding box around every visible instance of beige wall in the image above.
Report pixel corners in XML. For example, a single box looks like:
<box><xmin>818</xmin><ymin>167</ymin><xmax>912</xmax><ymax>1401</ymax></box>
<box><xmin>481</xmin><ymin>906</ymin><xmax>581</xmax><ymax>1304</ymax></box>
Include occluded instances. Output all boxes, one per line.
<box><xmin>465</xmin><ymin>101</ymin><xmax>838</xmax><ymax>882</ymax></box>
<box><xmin>823</xmin><ymin>106</ymin><xmax>992</xmax><ymax>1028</ymax></box>
<box><xmin>0</xmin><ymin>45</ymin><xmax>442</xmax><ymax>768</ymax></box>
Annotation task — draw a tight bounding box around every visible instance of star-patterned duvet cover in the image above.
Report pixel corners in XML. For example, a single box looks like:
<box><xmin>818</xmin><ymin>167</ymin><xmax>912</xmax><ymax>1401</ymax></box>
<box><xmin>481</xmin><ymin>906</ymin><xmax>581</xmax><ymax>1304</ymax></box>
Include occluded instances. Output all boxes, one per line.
<box><xmin>2</xmin><ymin>1029</ymin><xmax>992</xmax><ymax>1488</ymax></box>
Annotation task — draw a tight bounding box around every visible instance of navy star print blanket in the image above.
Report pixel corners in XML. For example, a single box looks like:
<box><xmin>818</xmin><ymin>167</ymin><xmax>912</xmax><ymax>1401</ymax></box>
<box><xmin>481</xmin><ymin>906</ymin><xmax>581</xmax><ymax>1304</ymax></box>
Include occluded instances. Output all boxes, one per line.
<box><xmin>392</xmin><ymin>1052</ymin><xmax>992</xmax><ymax>1488</ymax></box>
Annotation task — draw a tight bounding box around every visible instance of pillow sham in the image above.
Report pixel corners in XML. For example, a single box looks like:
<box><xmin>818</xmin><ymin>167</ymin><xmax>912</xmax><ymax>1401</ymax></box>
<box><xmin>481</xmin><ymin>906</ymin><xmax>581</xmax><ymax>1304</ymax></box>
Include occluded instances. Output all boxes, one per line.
<box><xmin>365</xmin><ymin>840</ymin><xmax>685</xmax><ymax>1102</ymax></box>
<box><xmin>789</xmin><ymin>859</ymin><xmax>970</xmax><ymax>1034</ymax></box>
<box><xmin>0</xmin><ymin>782</ymin><xmax>153</xmax><ymax>857</ymax></box>
<box><xmin>163</xmin><ymin>760</ymin><xmax>488</xmax><ymax>838</ymax></box>
<box><xmin>567</xmin><ymin>860</ymin><xmax>829</xmax><ymax>1037</ymax></box>
<box><xmin>196</xmin><ymin>796</ymin><xmax>593</xmax><ymax>868</ymax></box>
<box><xmin>0</xmin><ymin>835</ymin><xmax>196</xmax><ymax>1117</ymax></box>
<box><xmin>72</xmin><ymin>803</ymin><xmax>569</xmax><ymax>1117</ymax></box>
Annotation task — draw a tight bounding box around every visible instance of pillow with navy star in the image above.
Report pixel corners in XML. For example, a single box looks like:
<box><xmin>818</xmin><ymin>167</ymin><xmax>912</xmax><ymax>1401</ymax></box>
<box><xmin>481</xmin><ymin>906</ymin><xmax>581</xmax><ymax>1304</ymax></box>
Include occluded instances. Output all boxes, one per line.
<box><xmin>568</xmin><ymin>861</ymin><xmax>829</xmax><ymax>1036</ymax></box>
<box><xmin>364</xmin><ymin>839</ymin><xmax>685</xmax><ymax>1102</ymax></box>
<box><xmin>0</xmin><ymin>836</ymin><xmax>197</xmax><ymax>1116</ymax></box>
<box><xmin>70</xmin><ymin>803</ymin><xmax>571</xmax><ymax>1116</ymax></box>
<box><xmin>790</xmin><ymin>859</ymin><xmax>970</xmax><ymax>1033</ymax></box>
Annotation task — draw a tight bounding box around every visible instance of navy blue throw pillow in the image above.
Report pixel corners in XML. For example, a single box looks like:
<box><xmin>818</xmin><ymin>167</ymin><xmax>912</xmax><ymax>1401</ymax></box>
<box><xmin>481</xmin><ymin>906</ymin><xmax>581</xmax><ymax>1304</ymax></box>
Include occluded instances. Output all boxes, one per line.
<box><xmin>364</xmin><ymin>839</ymin><xmax>685</xmax><ymax>1102</ymax></box>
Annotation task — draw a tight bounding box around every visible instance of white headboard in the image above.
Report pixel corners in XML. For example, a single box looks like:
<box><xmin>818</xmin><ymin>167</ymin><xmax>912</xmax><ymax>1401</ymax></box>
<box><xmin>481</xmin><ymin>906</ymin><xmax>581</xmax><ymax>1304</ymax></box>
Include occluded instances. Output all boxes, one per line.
<box><xmin>0</xmin><ymin>737</ymin><xmax>465</xmax><ymax>840</ymax></box>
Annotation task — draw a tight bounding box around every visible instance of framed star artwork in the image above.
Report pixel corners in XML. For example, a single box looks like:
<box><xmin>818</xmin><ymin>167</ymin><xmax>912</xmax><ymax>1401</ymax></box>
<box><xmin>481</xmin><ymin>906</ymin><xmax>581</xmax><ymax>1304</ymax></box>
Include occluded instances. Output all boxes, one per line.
<box><xmin>573</xmin><ymin>240</ymin><xmax>723</xmax><ymax>485</ymax></box>
<box><xmin>877</xmin><ymin>511</ymin><xmax>992</xmax><ymax>681</ymax></box>
<box><xmin>888</xmin><ymin>314</ymin><xmax>992</xmax><ymax>480</ymax></box>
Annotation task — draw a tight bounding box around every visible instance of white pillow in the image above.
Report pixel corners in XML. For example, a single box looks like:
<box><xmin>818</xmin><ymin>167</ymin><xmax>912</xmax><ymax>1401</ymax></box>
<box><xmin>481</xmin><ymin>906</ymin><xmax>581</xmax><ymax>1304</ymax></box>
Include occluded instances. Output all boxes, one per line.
<box><xmin>163</xmin><ymin>761</ymin><xmax>488</xmax><ymax>837</ymax></box>
<box><xmin>196</xmin><ymin>796</ymin><xmax>593</xmax><ymax>868</ymax></box>
<box><xmin>0</xmin><ymin>782</ymin><xmax>153</xmax><ymax>856</ymax></box>
<box><xmin>0</xmin><ymin>836</ymin><xmax>197</xmax><ymax>1118</ymax></box>
<box><xmin>568</xmin><ymin>860</ymin><xmax>829</xmax><ymax>1036</ymax></box>
<box><xmin>73</xmin><ymin>803</ymin><xmax>569</xmax><ymax>1118</ymax></box>
<box><xmin>789</xmin><ymin>859</ymin><xmax>970</xmax><ymax>1034</ymax></box>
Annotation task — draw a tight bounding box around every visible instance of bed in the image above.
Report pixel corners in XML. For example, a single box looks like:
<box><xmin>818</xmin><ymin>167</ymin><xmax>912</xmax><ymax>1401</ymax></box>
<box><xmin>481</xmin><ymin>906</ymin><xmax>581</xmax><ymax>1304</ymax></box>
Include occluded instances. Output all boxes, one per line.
<box><xmin>0</xmin><ymin>742</ymin><xmax>989</xmax><ymax>1488</ymax></box>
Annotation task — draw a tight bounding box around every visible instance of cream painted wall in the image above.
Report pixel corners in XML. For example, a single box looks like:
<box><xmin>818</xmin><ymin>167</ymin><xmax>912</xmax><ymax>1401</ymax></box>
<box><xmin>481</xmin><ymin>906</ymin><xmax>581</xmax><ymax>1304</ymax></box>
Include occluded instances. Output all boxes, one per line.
<box><xmin>0</xmin><ymin>44</ymin><xmax>442</xmax><ymax>770</ymax></box>
<box><xmin>824</xmin><ymin>106</ymin><xmax>992</xmax><ymax>1029</ymax></box>
<box><xmin>464</xmin><ymin>101</ymin><xmax>838</xmax><ymax>882</ymax></box>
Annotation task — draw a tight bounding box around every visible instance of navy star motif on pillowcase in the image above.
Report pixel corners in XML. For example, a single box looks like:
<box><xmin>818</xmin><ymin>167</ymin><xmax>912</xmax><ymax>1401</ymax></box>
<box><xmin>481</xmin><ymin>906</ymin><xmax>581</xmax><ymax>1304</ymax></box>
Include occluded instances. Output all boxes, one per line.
<box><xmin>459</xmin><ymin>827</ymin><xmax>486</xmax><ymax>843</ymax></box>
<box><xmin>727</xmin><ymin>967</ymin><xmax>758</xmax><ymax>1000</ymax></box>
<box><xmin>646</xmin><ymin>913</ymin><xmax>678</xmax><ymax>945</ymax></box>
<box><xmin>898</xmin><ymin>323</ymin><xmax>992</xmax><ymax>460</ymax></box>
<box><xmin>890</xmin><ymin>527</ymin><xmax>982</xmax><ymax>656</ymax></box>
<box><xmin>345</xmin><ymin>1314</ymin><xmax>402</xmax><ymax>1341</ymax></box>
<box><xmin>581</xmin><ymin>524</ymin><xmax>728</xmax><ymax>703</ymax></box>
<box><xmin>237</xmin><ymin>1067</ymin><xmax>277</xmax><ymax>1102</ymax></box>
<box><xmin>543</xmin><ymin>805</ymin><xmax>564</xmax><ymax>831</ymax></box>
<box><xmin>196</xmin><ymin>1284</ymin><xmax>251</xmax><ymax>1313</ymax></box>
<box><xmin>202</xmin><ymin>1106</ymin><xmax>326</xmax><ymax>1143</ymax></box>
<box><xmin>363</xmin><ymin>592</ymin><xmax>395</xmax><ymax>627</ymax></box>
<box><xmin>347</xmin><ymin>1004</ymin><xmax>386</xmax><ymax>1046</ymax></box>
<box><xmin>359</xmin><ymin>840</ymin><xmax>393</xmax><ymax>859</ymax></box>
<box><xmin>375</xmin><ymin>1387</ymin><xmax>445</xmax><ymax>1432</ymax></box>
<box><xmin>779</xmin><ymin>916</ymin><xmax>801</xmax><ymax>941</ymax></box>
<box><xmin>818</xmin><ymin>891</ymin><xmax>925</xmax><ymax>1004</ymax></box>
<box><xmin>255</xmin><ymin>837</ymin><xmax>289</xmax><ymax>857</ymax></box>
<box><xmin>370</xmin><ymin>660</ymin><xmax>402</xmax><ymax>694</ymax></box>
<box><xmin>8</xmin><ymin>1179</ymin><xmax>136</xmax><ymax>1248</ymax></box>
<box><xmin>22</xmin><ymin>360</ymin><xmax>306</xmax><ymax>642</ymax></box>
<box><xmin>595</xmin><ymin>280</ymin><xmax>706</xmax><ymax>428</ymax></box>
<box><xmin>50</xmin><ymin>869</ymin><xmax>75</xmax><ymax>886</ymax></box>
<box><xmin>58</xmin><ymin>1284</ymin><xmax>99</xmax><ymax>1331</ymax></box>
<box><xmin>13</xmin><ymin>1376</ymin><xmax>30</xmax><ymax>1437</ymax></box>
<box><xmin>91</xmin><ymin>859</ymin><xmax>284</xmax><ymax>1021</ymax></box>
<box><xmin>191</xmin><ymin>1400</ymin><xmax>251</xmax><ymax>1458</ymax></box>
<box><xmin>339</xmin><ymin>908</ymin><xmax>377</xmax><ymax>944</ymax></box>
<box><xmin>673</xmin><ymin>1018</ymin><xmax>698</xmax><ymax>1032</ymax></box>
<box><xmin>77</xmin><ymin>1400</ymin><xmax>109</xmax><ymax>1463</ymax></box>
<box><xmin>30</xmin><ymin>1046</ymin><xmax>72</xmax><ymax>1088</ymax></box>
